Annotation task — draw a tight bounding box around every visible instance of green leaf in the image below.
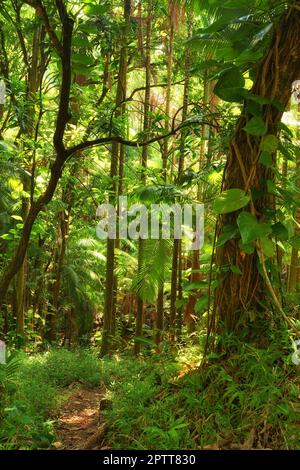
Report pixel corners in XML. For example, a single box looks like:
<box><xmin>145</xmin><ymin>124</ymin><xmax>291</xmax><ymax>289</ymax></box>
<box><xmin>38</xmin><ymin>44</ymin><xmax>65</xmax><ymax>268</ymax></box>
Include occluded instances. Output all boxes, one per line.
<box><xmin>213</xmin><ymin>189</ymin><xmax>250</xmax><ymax>214</ymax></box>
<box><xmin>213</xmin><ymin>67</ymin><xmax>246</xmax><ymax>103</ymax></box>
<box><xmin>0</xmin><ymin>233</ymin><xmax>11</xmax><ymax>240</ymax></box>
<box><xmin>236</xmin><ymin>49</ymin><xmax>263</xmax><ymax>65</ymax></box>
<box><xmin>266</xmin><ymin>179</ymin><xmax>277</xmax><ymax>194</ymax></box>
<box><xmin>272</xmin><ymin>222</ymin><xmax>289</xmax><ymax>241</ymax></box>
<box><xmin>195</xmin><ymin>296</ymin><xmax>209</xmax><ymax>313</ymax></box>
<box><xmin>72</xmin><ymin>53</ymin><xmax>94</xmax><ymax>66</ymax></box>
<box><xmin>11</xmin><ymin>215</ymin><xmax>23</xmax><ymax>221</ymax></box>
<box><xmin>260</xmin><ymin>238</ymin><xmax>275</xmax><ymax>258</ymax></box>
<box><xmin>79</xmin><ymin>23</ymin><xmax>99</xmax><ymax>35</ymax></box>
<box><xmin>278</xmin><ymin>122</ymin><xmax>293</xmax><ymax>138</ymax></box>
<box><xmin>238</xmin><ymin>240</ymin><xmax>255</xmax><ymax>254</ymax></box>
<box><xmin>134</xmin><ymin>336</ymin><xmax>154</xmax><ymax>347</ymax></box>
<box><xmin>259</xmin><ymin>151</ymin><xmax>273</xmax><ymax>168</ymax></box>
<box><xmin>237</xmin><ymin>212</ymin><xmax>272</xmax><ymax>244</ymax></box>
<box><xmin>230</xmin><ymin>265</ymin><xmax>242</xmax><ymax>275</ymax></box>
<box><xmin>185</xmin><ymin>281</ymin><xmax>209</xmax><ymax>291</ymax></box>
<box><xmin>260</xmin><ymin>135</ymin><xmax>278</xmax><ymax>153</ymax></box>
<box><xmin>243</xmin><ymin>116</ymin><xmax>267</xmax><ymax>136</ymax></box>
<box><xmin>196</xmin><ymin>8</ymin><xmax>248</xmax><ymax>34</ymax></box>
<box><xmin>278</xmin><ymin>143</ymin><xmax>294</xmax><ymax>161</ymax></box>
<box><xmin>237</xmin><ymin>212</ymin><xmax>257</xmax><ymax>243</ymax></box>
<box><xmin>246</xmin><ymin>100</ymin><xmax>261</xmax><ymax>117</ymax></box>
<box><xmin>83</xmin><ymin>3</ymin><xmax>109</xmax><ymax>16</ymax></box>
<box><xmin>217</xmin><ymin>224</ymin><xmax>239</xmax><ymax>246</ymax></box>
<box><xmin>246</xmin><ymin>94</ymin><xmax>271</xmax><ymax>106</ymax></box>
<box><xmin>289</xmin><ymin>236</ymin><xmax>300</xmax><ymax>250</ymax></box>
<box><xmin>252</xmin><ymin>23</ymin><xmax>273</xmax><ymax>45</ymax></box>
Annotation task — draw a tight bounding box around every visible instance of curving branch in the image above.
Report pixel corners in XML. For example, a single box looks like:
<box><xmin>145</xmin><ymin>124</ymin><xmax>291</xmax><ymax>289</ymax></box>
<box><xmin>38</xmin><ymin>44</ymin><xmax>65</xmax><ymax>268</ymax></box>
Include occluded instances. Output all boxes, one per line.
<box><xmin>65</xmin><ymin>119</ymin><xmax>218</xmax><ymax>158</ymax></box>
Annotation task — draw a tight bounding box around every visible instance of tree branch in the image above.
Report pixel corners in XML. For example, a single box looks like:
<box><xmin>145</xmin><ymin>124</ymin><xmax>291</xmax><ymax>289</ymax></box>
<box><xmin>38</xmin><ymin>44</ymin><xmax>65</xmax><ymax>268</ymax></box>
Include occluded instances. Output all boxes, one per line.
<box><xmin>66</xmin><ymin>119</ymin><xmax>217</xmax><ymax>158</ymax></box>
<box><xmin>52</xmin><ymin>1</ymin><xmax>74</xmax><ymax>155</ymax></box>
<box><xmin>24</xmin><ymin>0</ymin><xmax>63</xmax><ymax>56</ymax></box>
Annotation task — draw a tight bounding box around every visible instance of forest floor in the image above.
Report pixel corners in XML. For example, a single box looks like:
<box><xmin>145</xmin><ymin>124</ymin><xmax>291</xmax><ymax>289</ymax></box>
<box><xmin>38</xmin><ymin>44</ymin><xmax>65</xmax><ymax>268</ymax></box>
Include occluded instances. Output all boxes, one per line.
<box><xmin>1</xmin><ymin>338</ymin><xmax>300</xmax><ymax>450</ymax></box>
<box><xmin>54</xmin><ymin>386</ymin><xmax>104</xmax><ymax>450</ymax></box>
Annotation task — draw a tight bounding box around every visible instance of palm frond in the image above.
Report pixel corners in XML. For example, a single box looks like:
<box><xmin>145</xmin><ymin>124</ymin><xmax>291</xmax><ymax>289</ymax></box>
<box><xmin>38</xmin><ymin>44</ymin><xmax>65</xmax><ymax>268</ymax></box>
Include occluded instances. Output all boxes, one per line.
<box><xmin>132</xmin><ymin>238</ymin><xmax>172</xmax><ymax>303</ymax></box>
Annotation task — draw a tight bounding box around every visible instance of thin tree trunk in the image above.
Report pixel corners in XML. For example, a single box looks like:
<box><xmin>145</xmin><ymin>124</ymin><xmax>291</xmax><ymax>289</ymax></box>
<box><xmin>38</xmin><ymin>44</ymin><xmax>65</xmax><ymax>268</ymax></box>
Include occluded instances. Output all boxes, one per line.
<box><xmin>169</xmin><ymin>18</ymin><xmax>191</xmax><ymax>336</ymax></box>
<box><xmin>101</xmin><ymin>0</ymin><xmax>131</xmax><ymax>356</ymax></box>
<box><xmin>15</xmin><ymin>21</ymin><xmax>44</xmax><ymax>339</ymax></box>
<box><xmin>156</xmin><ymin>1</ymin><xmax>175</xmax><ymax>347</ymax></box>
<box><xmin>288</xmin><ymin>104</ymin><xmax>300</xmax><ymax>293</ymax></box>
<box><xmin>134</xmin><ymin>0</ymin><xmax>152</xmax><ymax>355</ymax></box>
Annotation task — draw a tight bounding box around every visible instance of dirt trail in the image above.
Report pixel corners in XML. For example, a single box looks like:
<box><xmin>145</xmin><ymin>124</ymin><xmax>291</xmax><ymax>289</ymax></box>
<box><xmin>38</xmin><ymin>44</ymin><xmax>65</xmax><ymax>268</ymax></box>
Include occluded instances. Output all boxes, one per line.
<box><xmin>54</xmin><ymin>386</ymin><xmax>107</xmax><ymax>450</ymax></box>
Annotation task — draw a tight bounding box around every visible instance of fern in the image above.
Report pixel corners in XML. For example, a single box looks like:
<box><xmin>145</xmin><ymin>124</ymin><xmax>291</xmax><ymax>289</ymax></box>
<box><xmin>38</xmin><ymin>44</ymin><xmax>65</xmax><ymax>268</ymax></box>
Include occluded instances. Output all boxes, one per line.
<box><xmin>132</xmin><ymin>239</ymin><xmax>172</xmax><ymax>303</ymax></box>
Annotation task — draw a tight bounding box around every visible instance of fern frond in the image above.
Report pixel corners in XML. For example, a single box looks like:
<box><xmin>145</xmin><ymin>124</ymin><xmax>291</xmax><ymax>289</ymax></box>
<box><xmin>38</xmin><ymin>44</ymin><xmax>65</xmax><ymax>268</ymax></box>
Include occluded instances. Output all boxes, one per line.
<box><xmin>132</xmin><ymin>239</ymin><xmax>172</xmax><ymax>303</ymax></box>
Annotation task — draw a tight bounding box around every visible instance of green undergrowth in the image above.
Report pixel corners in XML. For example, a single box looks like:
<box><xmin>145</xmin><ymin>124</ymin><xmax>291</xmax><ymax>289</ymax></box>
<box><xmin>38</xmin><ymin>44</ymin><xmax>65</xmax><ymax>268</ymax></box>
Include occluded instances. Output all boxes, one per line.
<box><xmin>1</xmin><ymin>332</ymin><xmax>300</xmax><ymax>450</ymax></box>
<box><xmin>0</xmin><ymin>348</ymin><xmax>101</xmax><ymax>449</ymax></box>
<box><xmin>100</xmin><ymin>334</ymin><xmax>300</xmax><ymax>450</ymax></box>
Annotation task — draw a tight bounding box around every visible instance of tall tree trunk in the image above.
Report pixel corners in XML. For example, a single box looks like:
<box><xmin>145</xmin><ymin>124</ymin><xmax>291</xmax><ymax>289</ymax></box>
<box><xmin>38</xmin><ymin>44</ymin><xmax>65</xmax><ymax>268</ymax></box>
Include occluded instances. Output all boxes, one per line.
<box><xmin>15</xmin><ymin>21</ymin><xmax>44</xmax><ymax>339</ymax></box>
<box><xmin>169</xmin><ymin>17</ymin><xmax>191</xmax><ymax>336</ymax></box>
<box><xmin>214</xmin><ymin>8</ymin><xmax>300</xmax><ymax>334</ymax></box>
<box><xmin>287</xmin><ymin>103</ymin><xmax>300</xmax><ymax>293</ymax></box>
<box><xmin>134</xmin><ymin>0</ymin><xmax>152</xmax><ymax>355</ymax></box>
<box><xmin>100</xmin><ymin>0</ymin><xmax>131</xmax><ymax>356</ymax></box>
<box><xmin>156</xmin><ymin>1</ymin><xmax>175</xmax><ymax>347</ymax></box>
<box><xmin>185</xmin><ymin>53</ymin><xmax>211</xmax><ymax>333</ymax></box>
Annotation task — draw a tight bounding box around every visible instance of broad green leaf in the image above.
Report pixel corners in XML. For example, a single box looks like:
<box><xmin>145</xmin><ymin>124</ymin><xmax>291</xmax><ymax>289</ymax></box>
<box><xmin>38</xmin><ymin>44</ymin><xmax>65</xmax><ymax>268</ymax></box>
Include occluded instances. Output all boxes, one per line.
<box><xmin>217</xmin><ymin>224</ymin><xmax>239</xmax><ymax>246</ymax></box>
<box><xmin>237</xmin><ymin>212</ymin><xmax>257</xmax><ymax>243</ymax></box>
<box><xmin>246</xmin><ymin>100</ymin><xmax>261</xmax><ymax>117</ymax></box>
<box><xmin>195</xmin><ymin>296</ymin><xmax>209</xmax><ymax>313</ymax></box>
<box><xmin>213</xmin><ymin>67</ymin><xmax>246</xmax><ymax>103</ymax></box>
<box><xmin>260</xmin><ymin>238</ymin><xmax>275</xmax><ymax>258</ymax></box>
<box><xmin>72</xmin><ymin>35</ymin><xmax>92</xmax><ymax>49</ymax></box>
<box><xmin>213</xmin><ymin>189</ymin><xmax>250</xmax><ymax>214</ymax></box>
<box><xmin>79</xmin><ymin>23</ymin><xmax>99</xmax><ymax>35</ymax></box>
<box><xmin>238</xmin><ymin>239</ymin><xmax>255</xmax><ymax>254</ymax></box>
<box><xmin>83</xmin><ymin>4</ymin><xmax>109</xmax><ymax>16</ymax></box>
<box><xmin>72</xmin><ymin>53</ymin><xmax>94</xmax><ymax>66</ymax></box>
<box><xmin>243</xmin><ymin>116</ymin><xmax>267</xmax><ymax>136</ymax></box>
<box><xmin>196</xmin><ymin>8</ymin><xmax>249</xmax><ymax>35</ymax></box>
<box><xmin>259</xmin><ymin>151</ymin><xmax>273</xmax><ymax>168</ymax></box>
<box><xmin>237</xmin><ymin>211</ymin><xmax>272</xmax><ymax>244</ymax></box>
<box><xmin>236</xmin><ymin>49</ymin><xmax>263</xmax><ymax>65</ymax></box>
<box><xmin>246</xmin><ymin>94</ymin><xmax>270</xmax><ymax>106</ymax></box>
<box><xmin>175</xmin><ymin>299</ymin><xmax>185</xmax><ymax>309</ymax></box>
<box><xmin>260</xmin><ymin>135</ymin><xmax>278</xmax><ymax>153</ymax></box>
<box><xmin>289</xmin><ymin>236</ymin><xmax>300</xmax><ymax>250</ymax></box>
<box><xmin>272</xmin><ymin>222</ymin><xmax>289</xmax><ymax>241</ymax></box>
<box><xmin>185</xmin><ymin>281</ymin><xmax>209</xmax><ymax>291</ymax></box>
